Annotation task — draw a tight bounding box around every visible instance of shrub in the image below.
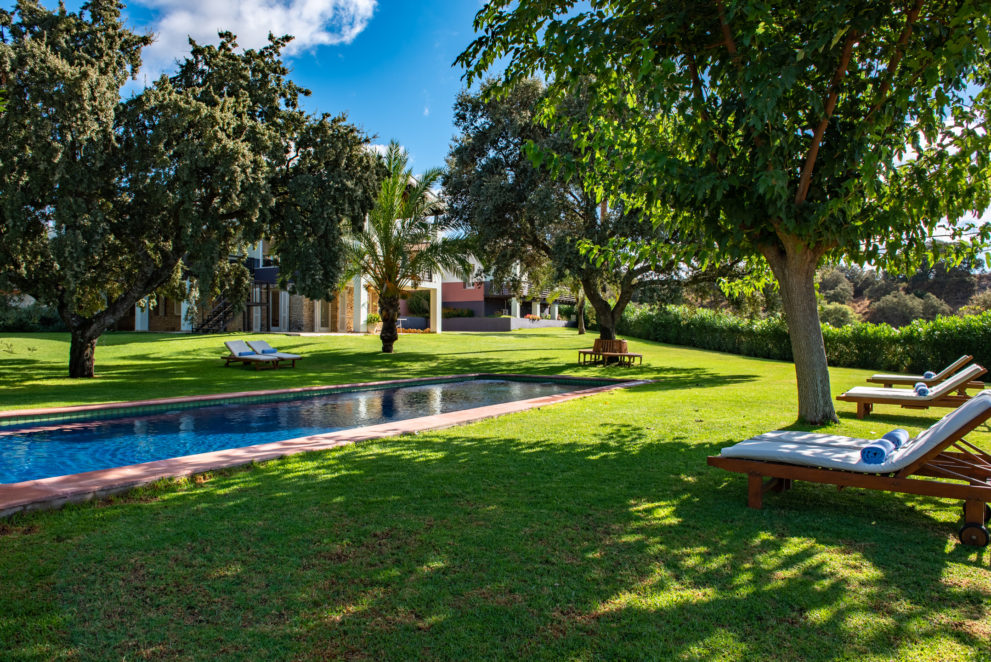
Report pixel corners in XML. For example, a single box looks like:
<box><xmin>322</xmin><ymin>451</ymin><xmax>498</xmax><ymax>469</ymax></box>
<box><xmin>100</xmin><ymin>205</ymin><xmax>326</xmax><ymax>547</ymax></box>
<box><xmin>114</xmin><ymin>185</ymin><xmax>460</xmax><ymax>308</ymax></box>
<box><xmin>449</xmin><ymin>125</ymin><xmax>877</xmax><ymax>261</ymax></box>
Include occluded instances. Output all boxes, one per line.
<box><xmin>366</xmin><ymin>313</ymin><xmax>382</xmax><ymax>325</ymax></box>
<box><xmin>441</xmin><ymin>307</ymin><xmax>474</xmax><ymax>318</ymax></box>
<box><xmin>819</xmin><ymin>302</ymin><xmax>858</xmax><ymax>327</ymax></box>
<box><xmin>837</xmin><ymin>265</ymin><xmax>879</xmax><ymax>298</ymax></box>
<box><xmin>405</xmin><ymin>291</ymin><xmax>430</xmax><ymax>316</ymax></box>
<box><xmin>0</xmin><ymin>296</ymin><xmax>66</xmax><ymax>332</ymax></box>
<box><xmin>920</xmin><ymin>293</ymin><xmax>951</xmax><ymax>320</ymax></box>
<box><xmin>818</xmin><ymin>267</ymin><xmax>852</xmax><ymax>295</ymax></box>
<box><xmin>822</xmin><ymin>279</ymin><xmax>854</xmax><ymax>304</ymax></box>
<box><xmin>867</xmin><ymin>291</ymin><xmax>922</xmax><ymax>327</ymax></box>
<box><xmin>865</xmin><ymin>279</ymin><xmax>900</xmax><ymax>301</ymax></box>
<box><xmin>617</xmin><ymin>303</ymin><xmax>991</xmax><ymax>373</ymax></box>
<box><xmin>960</xmin><ymin>289</ymin><xmax>991</xmax><ymax>315</ymax></box>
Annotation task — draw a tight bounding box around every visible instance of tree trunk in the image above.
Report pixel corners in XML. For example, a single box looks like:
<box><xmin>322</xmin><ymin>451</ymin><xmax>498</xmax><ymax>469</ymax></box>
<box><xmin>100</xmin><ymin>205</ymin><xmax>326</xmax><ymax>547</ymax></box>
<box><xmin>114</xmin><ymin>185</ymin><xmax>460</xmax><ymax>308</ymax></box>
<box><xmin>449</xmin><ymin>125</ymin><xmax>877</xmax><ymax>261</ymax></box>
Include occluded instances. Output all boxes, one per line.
<box><xmin>761</xmin><ymin>240</ymin><xmax>837</xmax><ymax>425</ymax></box>
<box><xmin>576</xmin><ymin>295</ymin><xmax>586</xmax><ymax>335</ymax></box>
<box><xmin>68</xmin><ymin>331</ymin><xmax>98</xmax><ymax>378</ymax></box>
<box><xmin>581</xmin><ymin>275</ymin><xmax>635</xmax><ymax>342</ymax></box>
<box><xmin>378</xmin><ymin>295</ymin><xmax>400</xmax><ymax>353</ymax></box>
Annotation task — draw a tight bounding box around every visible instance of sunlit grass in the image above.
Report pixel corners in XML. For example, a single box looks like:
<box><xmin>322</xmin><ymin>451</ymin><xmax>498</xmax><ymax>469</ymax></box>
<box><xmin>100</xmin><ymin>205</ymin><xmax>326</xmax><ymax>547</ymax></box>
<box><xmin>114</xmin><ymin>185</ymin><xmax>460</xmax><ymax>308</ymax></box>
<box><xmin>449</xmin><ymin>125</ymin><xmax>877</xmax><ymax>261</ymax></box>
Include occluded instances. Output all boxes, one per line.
<box><xmin>0</xmin><ymin>328</ymin><xmax>988</xmax><ymax>660</ymax></box>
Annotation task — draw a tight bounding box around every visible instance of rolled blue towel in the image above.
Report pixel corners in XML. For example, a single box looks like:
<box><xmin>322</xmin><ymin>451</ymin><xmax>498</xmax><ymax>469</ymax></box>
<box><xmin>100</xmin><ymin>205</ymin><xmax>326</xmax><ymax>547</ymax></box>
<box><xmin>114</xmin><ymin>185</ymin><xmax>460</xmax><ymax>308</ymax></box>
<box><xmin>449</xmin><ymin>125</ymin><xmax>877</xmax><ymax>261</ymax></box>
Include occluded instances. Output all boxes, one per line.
<box><xmin>916</xmin><ymin>386</ymin><xmax>931</xmax><ymax>397</ymax></box>
<box><xmin>238</xmin><ymin>351</ymin><xmax>256</xmax><ymax>357</ymax></box>
<box><xmin>923</xmin><ymin>370</ymin><xmax>936</xmax><ymax>379</ymax></box>
<box><xmin>861</xmin><ymin>439</ymin><xmax>896</xmax><ymax>465</ymax></box>
<box><xmin>881</xmin><ymin>428</ymin><xmax>909</xmax><ymax>449</ymax></box>
<box><xmin>261</xmin><ymin>348</ymin><xmax>277</xmax><ymax>354</ymax></box>
<box><xmin>914</xmin><ymin>382</ymin><xmax>927</xmax><ymax>392</ymax></box>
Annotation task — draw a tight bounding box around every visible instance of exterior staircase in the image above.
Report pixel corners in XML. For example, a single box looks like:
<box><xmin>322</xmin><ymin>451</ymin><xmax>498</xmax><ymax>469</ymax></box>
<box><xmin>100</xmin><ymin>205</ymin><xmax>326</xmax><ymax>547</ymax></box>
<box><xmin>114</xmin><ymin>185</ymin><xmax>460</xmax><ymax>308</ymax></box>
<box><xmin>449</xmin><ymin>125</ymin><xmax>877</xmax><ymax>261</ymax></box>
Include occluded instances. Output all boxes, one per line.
<box><xmin>193</xmin><ymin>297</ymin><xmax>236</xmax><ymax>334</ymax></box>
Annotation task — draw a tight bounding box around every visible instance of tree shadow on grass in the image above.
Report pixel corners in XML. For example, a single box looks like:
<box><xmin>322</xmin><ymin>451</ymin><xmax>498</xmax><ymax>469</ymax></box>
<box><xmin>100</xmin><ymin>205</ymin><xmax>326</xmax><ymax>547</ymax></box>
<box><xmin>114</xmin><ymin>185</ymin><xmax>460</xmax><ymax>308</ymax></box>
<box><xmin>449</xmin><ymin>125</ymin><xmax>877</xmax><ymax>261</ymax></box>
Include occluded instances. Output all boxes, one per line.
<box><xmin>4</xmin><ymin>423</ymin><xmax>987</xmax><ymax>660</ymax></box>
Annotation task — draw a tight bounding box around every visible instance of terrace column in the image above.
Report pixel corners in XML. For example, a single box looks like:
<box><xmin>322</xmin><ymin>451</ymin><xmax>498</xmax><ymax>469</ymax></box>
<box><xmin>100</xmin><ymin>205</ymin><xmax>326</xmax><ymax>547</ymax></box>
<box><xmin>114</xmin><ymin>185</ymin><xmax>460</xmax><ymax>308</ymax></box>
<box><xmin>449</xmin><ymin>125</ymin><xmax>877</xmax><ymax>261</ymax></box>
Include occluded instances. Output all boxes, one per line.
<box><xmin>510</xmin><ymin>297</ymin><xmax>520</xmax><ymax>317</ymax></box>
<box><xmin>180</xmin><ymin>299</ymin><xmax>192</xmax><ymax>332</ymax></box>
<box><xmin>353</xmin><ymin>276</ymin><xmax>368</xmax><ymax>333</ymax></box>
<box><xmin>531</xmin><ymin>300</ymin><xmax>540</xmax><ymax>317</ymax></box>
<box><xmin>134</xmin><ymin>299</ymin><xmax>149</xmax><ymax>331</ymax></box>
<box><xmin>550</xmin><ymin>303</ymin><xmax>559</xmax><ymax>320</ymax></box>
<box><xmin>430</xmin><ymin>287</ymin><xmax>443</xmax><ymax>334</ymax></box>
<box><xmin>252</xmin><ymin>286</ymin><xmax>261</xmax><ymax>332</ymax></box>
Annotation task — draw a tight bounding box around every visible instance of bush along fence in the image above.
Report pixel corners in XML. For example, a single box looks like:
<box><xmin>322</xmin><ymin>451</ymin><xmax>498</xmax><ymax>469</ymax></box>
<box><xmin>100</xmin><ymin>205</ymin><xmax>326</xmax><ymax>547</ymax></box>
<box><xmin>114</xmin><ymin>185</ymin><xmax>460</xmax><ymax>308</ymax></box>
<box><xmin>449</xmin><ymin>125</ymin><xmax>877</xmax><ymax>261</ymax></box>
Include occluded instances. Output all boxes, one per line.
<box><xmin>617</xmin><ymin>304</ymin><xmax>991</xmax><ymax>373</ymax></box>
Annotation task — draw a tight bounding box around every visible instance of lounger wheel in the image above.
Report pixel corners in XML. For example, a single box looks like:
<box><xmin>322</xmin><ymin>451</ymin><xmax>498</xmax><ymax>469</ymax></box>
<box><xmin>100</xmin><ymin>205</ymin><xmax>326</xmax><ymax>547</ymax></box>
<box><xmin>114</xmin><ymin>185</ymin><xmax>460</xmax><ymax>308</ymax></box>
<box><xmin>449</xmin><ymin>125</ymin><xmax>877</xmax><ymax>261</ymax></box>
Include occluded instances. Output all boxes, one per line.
<box><xmin>958</xmin><ymin>522</ymin><xmax>990</xmax><ymax>547</ymax></box>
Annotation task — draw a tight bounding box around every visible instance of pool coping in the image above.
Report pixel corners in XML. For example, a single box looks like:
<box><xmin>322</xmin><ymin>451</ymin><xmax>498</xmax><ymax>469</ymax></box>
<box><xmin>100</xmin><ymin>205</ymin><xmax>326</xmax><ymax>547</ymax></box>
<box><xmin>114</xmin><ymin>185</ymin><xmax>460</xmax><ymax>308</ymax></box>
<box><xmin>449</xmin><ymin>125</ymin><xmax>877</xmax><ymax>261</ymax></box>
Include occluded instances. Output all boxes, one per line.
<box><xmin>0</xmin><ymin>373</ymin><xmax>651</xmax><ymax>518</ymax></box>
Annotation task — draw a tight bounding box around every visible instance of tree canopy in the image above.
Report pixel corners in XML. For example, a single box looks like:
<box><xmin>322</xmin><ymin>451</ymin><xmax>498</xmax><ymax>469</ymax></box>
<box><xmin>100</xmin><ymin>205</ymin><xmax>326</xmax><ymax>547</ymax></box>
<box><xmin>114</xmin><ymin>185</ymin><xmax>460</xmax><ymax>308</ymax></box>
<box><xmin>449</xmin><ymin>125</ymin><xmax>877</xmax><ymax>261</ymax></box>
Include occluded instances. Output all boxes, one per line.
<box><xmin>444</xmin><ymin>78</ymin><xmax>684</xmax><ymax>340</ymax></box>
<box><xmin>0</xmin><ymin>0</ymin><xmax>380</xmax><ymax>376</ymax></box>
<box><xmin>458</xmin><ymin>0</ymin><xmax>991</xmax><ymax>423</ymax></box>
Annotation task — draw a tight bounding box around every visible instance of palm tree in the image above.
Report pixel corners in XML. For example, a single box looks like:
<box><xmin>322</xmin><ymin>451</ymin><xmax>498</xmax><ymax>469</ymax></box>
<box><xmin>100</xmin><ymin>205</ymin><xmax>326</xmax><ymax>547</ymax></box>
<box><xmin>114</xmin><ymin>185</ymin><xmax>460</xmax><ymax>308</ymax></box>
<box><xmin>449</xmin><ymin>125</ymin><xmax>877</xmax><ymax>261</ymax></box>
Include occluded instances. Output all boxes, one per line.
<box><xmin>343</xmin><ymin>141</ymin><xmax>473</xmax><ymax>353</ymax></box>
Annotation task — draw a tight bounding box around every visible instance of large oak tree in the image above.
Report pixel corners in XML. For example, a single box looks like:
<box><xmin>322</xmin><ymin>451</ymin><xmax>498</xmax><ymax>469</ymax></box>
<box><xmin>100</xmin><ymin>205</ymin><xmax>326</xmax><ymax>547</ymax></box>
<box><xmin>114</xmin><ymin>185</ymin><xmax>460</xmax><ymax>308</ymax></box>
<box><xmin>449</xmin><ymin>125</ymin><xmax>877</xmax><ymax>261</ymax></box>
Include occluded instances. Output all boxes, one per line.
<box><xmin>458</xmin><ymin>0</ymin><xmax>991</xmax><ymax>423</ymax></box>
<box><xmin>444</xmin><ymin>79</ymin><xmax>680</xmax><ymax>340</ymax></box>
<box><xmin>0</xmin><ymin>0</ymin><xmax>380</xmax><ymax>377</ymax></box>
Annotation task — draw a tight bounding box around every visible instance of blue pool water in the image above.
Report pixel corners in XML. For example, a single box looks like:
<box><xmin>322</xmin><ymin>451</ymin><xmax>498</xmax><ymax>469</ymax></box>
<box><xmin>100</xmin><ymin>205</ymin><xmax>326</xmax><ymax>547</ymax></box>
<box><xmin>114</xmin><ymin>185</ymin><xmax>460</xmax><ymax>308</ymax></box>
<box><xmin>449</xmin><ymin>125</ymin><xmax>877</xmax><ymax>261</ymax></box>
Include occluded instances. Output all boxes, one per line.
<box><xmin>0</xmin><ymin>379</ymin><xmax>579</xmax><ymax>483</ymax></box>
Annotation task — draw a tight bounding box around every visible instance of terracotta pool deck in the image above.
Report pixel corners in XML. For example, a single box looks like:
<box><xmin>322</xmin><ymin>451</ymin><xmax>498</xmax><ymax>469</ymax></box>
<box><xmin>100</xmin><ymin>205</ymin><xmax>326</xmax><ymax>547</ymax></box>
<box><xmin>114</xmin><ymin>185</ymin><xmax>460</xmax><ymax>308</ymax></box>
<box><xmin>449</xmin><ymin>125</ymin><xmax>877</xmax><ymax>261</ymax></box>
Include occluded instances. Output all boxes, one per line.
<box><xmin>0</xmin><ymin>374</ymin><xmax>650</xmax><ymax>518</ymax></box>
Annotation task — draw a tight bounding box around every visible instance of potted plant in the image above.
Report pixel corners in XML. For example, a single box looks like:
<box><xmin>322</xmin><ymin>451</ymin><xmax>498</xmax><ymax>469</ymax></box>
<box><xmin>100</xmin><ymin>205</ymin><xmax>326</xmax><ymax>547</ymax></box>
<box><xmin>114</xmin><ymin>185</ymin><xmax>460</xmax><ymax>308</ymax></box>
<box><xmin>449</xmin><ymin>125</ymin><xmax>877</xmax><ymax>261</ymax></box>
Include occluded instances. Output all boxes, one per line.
<box><xmin>366</xmin><ymin>313</ymin><xmax>382</xmax><ymax>334</ymax></box>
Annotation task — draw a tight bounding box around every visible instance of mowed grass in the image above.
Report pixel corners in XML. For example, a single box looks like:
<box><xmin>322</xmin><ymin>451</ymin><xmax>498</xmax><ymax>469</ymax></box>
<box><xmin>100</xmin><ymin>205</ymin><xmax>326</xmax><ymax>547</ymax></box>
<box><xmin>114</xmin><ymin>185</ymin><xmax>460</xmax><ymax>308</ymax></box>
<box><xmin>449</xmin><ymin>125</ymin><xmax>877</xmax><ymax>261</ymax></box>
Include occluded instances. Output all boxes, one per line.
<box><xmin>0</xmin><ymin>329</ymin><xmax>989</xmax><ymax>661</ymax></box>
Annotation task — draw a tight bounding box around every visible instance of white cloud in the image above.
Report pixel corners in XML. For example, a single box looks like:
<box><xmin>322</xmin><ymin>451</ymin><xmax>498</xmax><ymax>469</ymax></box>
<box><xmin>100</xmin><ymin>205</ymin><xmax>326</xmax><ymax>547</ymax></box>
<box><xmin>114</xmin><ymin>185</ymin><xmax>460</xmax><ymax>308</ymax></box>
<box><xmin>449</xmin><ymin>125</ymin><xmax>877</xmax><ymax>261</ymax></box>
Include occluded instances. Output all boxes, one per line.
<box><xmin>135</xmin><ymin>0</ymin><xmax>377</xmax><ymax>76</ymax></box>
<box><xmin>423</xmin><ymin>105</ymin><xmax>430</xmax><ymax>117</ymax></box>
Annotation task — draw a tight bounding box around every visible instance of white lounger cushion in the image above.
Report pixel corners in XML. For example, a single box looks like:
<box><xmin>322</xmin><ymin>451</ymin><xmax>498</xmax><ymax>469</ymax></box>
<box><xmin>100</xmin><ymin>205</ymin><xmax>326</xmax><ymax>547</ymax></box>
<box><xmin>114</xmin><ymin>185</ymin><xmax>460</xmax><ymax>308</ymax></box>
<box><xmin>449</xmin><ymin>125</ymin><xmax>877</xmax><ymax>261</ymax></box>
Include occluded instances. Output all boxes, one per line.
<box><xmin>719</xmin><ymin>391</ymin><xmax>991</xmax><ymax>474</ymax></box>
<box><xmin>870</xmin><ymin>355</ymin><xmax>971</xmax><ymax>383</ymax></box>
<box><xmin>842</xmin><ymin>364</ymin><xmax>985</xmax><ymax>401</ymax></box>
<box><xmin>247</xmin><ymin>340</ymin><xmax>301</xmax><ymax>360</ymax></box>
<box><xmin>225</xmin><ymin>340</ymin><xmax>278</xmax><ymax>361</ymax></box>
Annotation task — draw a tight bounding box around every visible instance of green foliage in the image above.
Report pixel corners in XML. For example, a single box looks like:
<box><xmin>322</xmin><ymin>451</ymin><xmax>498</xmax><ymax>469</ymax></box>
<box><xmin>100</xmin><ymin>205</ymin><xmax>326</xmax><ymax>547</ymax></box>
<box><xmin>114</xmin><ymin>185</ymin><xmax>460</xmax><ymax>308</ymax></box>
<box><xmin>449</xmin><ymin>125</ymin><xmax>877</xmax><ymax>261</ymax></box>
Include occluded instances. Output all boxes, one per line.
<box><xmin>0</xmin><ymin>295</ymin><xmax>65</xmax><ymax>332</ymax></box>
<box><xmin>822</xmin><ymin>280</ymin><xmax>854</xmax><ymax>304</ymax></box>
<box><xmin>819</xmin><ymin>302</ymin><xmax>858</xmax><ymax>328</ymax></box>
<box><xmin>867</xmin><ymin>291</ymin><xmax>923</xmax><ymax>327</ymax></box>
<box><xmin>0</xmin><ymin>1</ymin><xmax>379</xmax><ymax>375</ymax></box>
<box><xmin>865</xmin><ymin>278</ymin><xmax>901</xmax><ymax>301</ymax></box>
<box><xmin>365</xmin><ymin>313</ymin><xmax>381</xmax><ymax>325</ymax></box>
<box><xmin>960</xmin><ymin>289</ymin><xmax>991</xmax><ymax>315</ymax></box>
<box><xmin>405</xmin><ymin>290</ymin><xmax>430</xmax><ymax>316</ymax></box>
<box><xmin>441</xmin><ymin>307</ymin><xmax>475</xmax><ymax>318</ymax></box>
<box><xmin>460</xmin><ymin>1</ymin><xmax>991</xmax><ymax>272</ymax></box>
<box><xmin>818</xmin><ymin>268</ymin><xmax>854</xmax><ymax>304</ymax></box>
<box><xmin>460</xmin><ymin>0</ymin><xmax>991</xmax><ymax>422</ymax></box>
<box><xmin>905</xmin><ymin>259</ymin><xmax>979</xmax><ymax>309</ymax></box>
<box><xmin>920</xmin><ymin>293</ymin><xmax>952</xmax><ymax>320</ymax></box>
<box><xmin>837</xmin><ymin>265</ymin><xmax>880</xmax><ymax>299</ymax></box>
<box><xmin>443</xmin><ymin>79</ymin><xmax>666</xmax><ymax>338</ymax></box>
<box><xmin>619</xmin><ymin>303</ymin><xmax>991</xmax><ymax>372</ymax></box>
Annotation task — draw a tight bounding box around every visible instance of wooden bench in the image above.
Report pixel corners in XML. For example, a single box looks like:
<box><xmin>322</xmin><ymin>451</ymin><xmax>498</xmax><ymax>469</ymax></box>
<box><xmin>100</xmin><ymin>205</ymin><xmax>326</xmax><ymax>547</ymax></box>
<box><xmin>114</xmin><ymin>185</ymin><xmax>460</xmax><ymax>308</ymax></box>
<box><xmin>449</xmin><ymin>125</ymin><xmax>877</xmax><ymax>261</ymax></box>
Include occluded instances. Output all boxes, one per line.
<box><xmin>578</xmin><ymin>339</ymin><xmax>642</xmax><ymax>366</ymax></box>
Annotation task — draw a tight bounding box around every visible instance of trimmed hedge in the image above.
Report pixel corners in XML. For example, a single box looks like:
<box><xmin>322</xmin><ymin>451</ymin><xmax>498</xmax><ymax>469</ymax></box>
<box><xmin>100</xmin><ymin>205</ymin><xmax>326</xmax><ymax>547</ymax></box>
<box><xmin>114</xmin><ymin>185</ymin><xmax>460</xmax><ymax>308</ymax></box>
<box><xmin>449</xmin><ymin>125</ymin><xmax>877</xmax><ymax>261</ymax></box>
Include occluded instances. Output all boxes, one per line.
<box><xmin>617</xmin><ymin>304</ymin><xmax>991</xmax><ymax>373</ymax></box>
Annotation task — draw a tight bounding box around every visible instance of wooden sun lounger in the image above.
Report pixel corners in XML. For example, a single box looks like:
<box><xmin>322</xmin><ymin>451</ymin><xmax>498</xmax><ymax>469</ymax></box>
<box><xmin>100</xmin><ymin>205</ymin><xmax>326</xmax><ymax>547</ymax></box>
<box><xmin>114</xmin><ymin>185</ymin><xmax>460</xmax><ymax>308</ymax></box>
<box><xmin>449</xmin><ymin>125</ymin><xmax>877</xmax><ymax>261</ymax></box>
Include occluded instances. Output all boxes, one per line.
<box><xmin>223</xmin><ymin>340</ymin><xmax>281</xmax><ymax>370</ymax></box>
<box><xmin>247</xmin><ymin>340</ymin><xmax>302</xmax><ymax>368</ymax></box>
<box><xmin>708</xmin><ymin>394</ymin><xmax>991</xmax><ymax>546</ymax></box>
<box><xmin>837</xmin><ymin>364</ymin><xmax>987</xmax><ymax>419</ymax></box>
<box><xmin>867</xmin><ymin>355</ymin><xmax>983</xmax><ymax>388</ymax></box>
<box><xmin>578</xmin><ymin>339</ymin><xmax>643</xmax><ymax>366</ymax></box>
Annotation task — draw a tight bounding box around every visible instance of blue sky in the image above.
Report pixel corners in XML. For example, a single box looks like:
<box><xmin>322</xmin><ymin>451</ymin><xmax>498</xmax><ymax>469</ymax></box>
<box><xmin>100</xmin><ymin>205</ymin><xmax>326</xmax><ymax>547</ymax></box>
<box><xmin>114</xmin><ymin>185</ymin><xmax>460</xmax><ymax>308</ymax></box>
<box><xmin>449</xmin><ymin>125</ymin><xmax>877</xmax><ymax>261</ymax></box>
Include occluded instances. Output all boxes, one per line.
<box><xmin>35</xmin><ymin>0</ymin><xmax>490</xmax><ymax>171</ymax></box>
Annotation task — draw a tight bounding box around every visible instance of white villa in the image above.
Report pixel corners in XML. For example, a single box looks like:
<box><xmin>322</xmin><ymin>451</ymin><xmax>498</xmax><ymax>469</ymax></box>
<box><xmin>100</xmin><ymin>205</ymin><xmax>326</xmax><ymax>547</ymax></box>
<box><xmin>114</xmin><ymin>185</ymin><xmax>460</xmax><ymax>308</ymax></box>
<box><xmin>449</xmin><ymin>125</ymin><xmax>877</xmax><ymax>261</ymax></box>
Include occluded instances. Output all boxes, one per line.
<box><xmin>119</xmin><ymin>238</ymin><xmax>444</xmax><ymax>335</ymax></box>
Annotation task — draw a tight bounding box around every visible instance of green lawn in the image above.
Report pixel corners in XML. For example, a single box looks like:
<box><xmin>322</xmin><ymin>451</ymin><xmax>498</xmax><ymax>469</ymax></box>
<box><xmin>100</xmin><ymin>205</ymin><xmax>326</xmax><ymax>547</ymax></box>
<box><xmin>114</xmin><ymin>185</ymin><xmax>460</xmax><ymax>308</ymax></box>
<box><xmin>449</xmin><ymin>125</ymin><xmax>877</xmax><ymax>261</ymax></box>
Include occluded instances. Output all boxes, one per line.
<box><xmin>1</xmin><ymin>329</ymin><xmax>989</xmax><ymax>660</ymax></box>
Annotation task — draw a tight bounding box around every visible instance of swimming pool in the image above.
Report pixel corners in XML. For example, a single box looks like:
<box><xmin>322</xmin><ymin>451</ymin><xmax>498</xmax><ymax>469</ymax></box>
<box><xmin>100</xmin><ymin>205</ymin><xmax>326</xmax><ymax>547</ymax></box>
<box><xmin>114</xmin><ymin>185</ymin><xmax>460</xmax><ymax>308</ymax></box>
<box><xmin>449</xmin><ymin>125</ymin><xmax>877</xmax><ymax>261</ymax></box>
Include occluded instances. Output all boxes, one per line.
<box><xmin>0</xmin><ymin>377</ymin><xmax>602</xmax><ymax>484</ymax></box>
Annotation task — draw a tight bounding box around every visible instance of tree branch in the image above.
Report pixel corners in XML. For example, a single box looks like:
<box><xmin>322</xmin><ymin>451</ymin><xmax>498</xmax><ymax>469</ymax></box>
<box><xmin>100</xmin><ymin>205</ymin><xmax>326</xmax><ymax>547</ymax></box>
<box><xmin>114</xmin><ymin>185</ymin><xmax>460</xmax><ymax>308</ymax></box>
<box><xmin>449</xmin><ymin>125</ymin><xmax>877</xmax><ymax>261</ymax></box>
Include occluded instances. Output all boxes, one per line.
<box><xmin>715</xmin><ymin>0</ymin><xmax>741</xmax><ymax>67</ymax></box>
<box><xmin>685</xmin><ymin>52</ymin><xmax>711</xmax><ymax>123</ymax></box>
<box><xmin>794</xmin><ymin>29</ymin><xmax>859</xmax><ymax>205</ymax></box>
<box><xmin>864</xmin><ymin>0</ymin><xmax>925</xmax><ymax>123</ymax></box>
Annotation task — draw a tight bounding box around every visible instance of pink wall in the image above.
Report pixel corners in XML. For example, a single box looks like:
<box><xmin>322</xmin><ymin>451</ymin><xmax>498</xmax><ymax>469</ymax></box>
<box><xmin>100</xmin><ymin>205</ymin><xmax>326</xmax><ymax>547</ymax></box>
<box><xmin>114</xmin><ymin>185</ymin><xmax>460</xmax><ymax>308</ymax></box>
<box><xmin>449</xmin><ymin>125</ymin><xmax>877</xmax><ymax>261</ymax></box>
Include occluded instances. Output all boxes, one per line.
<box><xmin>442</xmin><ymin>282</ymin><xmax>484</xmax><ymax>302</ymax></box>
